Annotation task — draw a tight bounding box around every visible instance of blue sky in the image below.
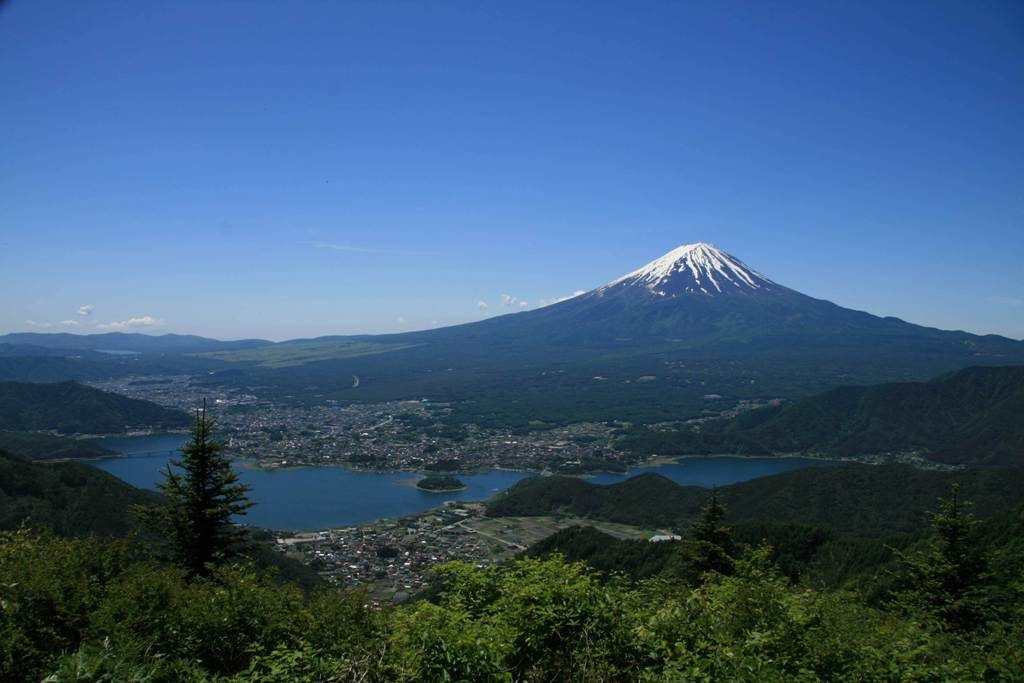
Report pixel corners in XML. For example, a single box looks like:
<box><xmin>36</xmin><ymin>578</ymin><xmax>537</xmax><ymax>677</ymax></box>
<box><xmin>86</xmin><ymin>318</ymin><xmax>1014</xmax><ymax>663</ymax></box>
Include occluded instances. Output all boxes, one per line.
<box><xmin>1</xmin><ymin>0</ymin><xmax>1022</xmax><ymax>341</ymax></box>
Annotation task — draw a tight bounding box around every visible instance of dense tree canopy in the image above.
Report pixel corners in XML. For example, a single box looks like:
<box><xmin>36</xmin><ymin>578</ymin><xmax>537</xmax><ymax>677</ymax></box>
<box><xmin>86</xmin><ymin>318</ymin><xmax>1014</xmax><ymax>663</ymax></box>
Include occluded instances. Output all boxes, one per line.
<box><xmin>2</xmin><ymin>483</ymin><xmax>1023</xmax><ymax>681</ymax></box>
<box><xmin>0</xmin><ymin>380</ymin><xmax>189</xmax><ymax>434</ymax></box>
<box><xmin>617</xmin><ymin>366</ymin><xmax>1024</xmax><ymax>466</ymax></box>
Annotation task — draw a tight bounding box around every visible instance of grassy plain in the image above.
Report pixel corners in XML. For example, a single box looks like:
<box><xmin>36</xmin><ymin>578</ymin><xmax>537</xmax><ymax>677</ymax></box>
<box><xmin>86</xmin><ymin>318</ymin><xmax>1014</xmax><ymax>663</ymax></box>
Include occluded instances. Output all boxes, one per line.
<box><xmin>199</xmin><ymin>339</ymin><xmax>420</xmax><ymax>368</ymax></box>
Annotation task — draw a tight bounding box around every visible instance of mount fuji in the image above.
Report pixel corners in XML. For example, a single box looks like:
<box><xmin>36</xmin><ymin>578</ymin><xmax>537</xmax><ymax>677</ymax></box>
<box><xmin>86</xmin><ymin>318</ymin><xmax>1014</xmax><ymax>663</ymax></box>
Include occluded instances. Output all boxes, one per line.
<box><xmin>4</xmin><ymin>242</ymin><xmax>1023</xmax><ymax>425</ymax></box>
<box><xmin>443</xmin><ymin>241</ymin><xmax>1007</xmax><ymax>350</ymax></box>
<box><xmin>602</xmin><ymin>242</ymin><xmax>775</xmax><ymax>296</ymax></box>
<box><xmin>228</xmin><ymin>240</ymin><xmax>1021</xmax><ymax>424</ymax></box>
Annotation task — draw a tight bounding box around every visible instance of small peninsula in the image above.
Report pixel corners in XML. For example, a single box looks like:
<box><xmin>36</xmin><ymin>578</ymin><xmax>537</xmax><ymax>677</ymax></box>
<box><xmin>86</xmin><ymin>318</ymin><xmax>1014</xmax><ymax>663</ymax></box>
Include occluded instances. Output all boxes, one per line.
<box><xmin>416</xmin><ymin>475</ymin><xmax>467</xmax><ymax>492</ymax></box>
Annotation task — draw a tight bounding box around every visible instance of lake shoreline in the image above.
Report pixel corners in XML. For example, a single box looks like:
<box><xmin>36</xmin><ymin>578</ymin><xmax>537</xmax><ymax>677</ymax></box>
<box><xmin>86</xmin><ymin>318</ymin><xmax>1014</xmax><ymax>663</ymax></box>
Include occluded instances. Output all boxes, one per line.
<box><xmin>86</xmin><ymin>434</ymin><xmax>896</xmax><ymax>530</ymax></box>
<box><xmin>71</xmin><ymin>432</ymin><xmax>952</xmax><ymax>475</ymax></box>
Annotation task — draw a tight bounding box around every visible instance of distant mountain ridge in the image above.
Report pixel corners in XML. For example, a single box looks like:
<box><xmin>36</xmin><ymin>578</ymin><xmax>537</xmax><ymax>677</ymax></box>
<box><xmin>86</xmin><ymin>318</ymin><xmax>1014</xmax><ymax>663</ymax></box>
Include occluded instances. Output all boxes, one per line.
<box><xmin>221</xmin><ymin>242</ymin><xmax>1023</xmax><ymax>424</ymax></box>
<box><xmin>618</xmin><ymin>365</ymin><xmax>1024</xmax><ymax>466</ymax></box>
<box><xmin>444</xmin><ymin>242</ymin><xmax>1022</xmax><ymax>349</ymax></box>
<box><xmin>0</xmin><ymin>381</ymin><xmax>190</xmax><ymax>434</ymax></box>
<box><xmin>3</xmin><ymin>243</ymin><xmax>1023</xmax><ymax>426</ymax></box>
<box><xmin>0</xmin><ymin>332</ymin><xmax>270</xmax><ymax>354</ymax></box>
<box><xmin>7</xmin><ymin>243</ymin><xmax>1021</xmax><ymax>351</ymax></box>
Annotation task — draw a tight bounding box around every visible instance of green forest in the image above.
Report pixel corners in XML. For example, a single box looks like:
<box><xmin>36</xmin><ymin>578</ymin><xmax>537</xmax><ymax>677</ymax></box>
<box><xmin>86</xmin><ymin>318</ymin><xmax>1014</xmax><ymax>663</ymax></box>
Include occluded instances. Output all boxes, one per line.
<box><xmin>0</xmin><ymin>381</ymin><xmax>190</xmax><ymax>434</ymax></box>
<box><xmin>617</xmin><ymin>366</ymin><xmax>1024</xmax><ymax>466</ymax></box>
<box><xmin>0</xmin><ymin>431</ymin><xmax>114</xmax><ymax>461</ymax></box>
<box><xmin>3</xmin><ymin>437</ymin><xmax>1023</xmax><ymax>681</ymax></box>
<box><xmin>416</xmin><ymin>475</ymin><xmax>467</xmax><ymax>492</ymax></box>
<box><xmin>4</xmin><ymin>492</ymin><xmax>1022</xmax><ymax>681</ymax></box>
<box><xmin>487</xmin><ymin>465</ymin><xmax>1024</xmax><ymax>536</ymax></box>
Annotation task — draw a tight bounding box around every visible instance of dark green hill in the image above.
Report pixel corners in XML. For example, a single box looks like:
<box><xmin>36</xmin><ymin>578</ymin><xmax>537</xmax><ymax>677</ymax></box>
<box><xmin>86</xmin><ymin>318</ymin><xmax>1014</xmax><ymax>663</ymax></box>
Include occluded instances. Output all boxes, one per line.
<box><xmin>0</xmin><ymin>449</ymin><xmax>161</xmax><ymax>536</ymax></box>
<box><xmin>526</xmin><ymin>503</ymin><xmax>1024</xmax><ymax>598</ymax></box>
<box><xmin>718</xmin><ymin>462</ymin><xmax>1024</xmax><ymax>534</ymax></box>
<box><xmin>489</xmin><ymin>472</ymin><xmax>703</xmax><ymax>527</ymax></box>
<box><xmin>0</xmin><ymin>450</ymin><xmax>322</xmax><ymax>589</ymax></box>
<box><xmin>488</xmin><ymin>465</ymin><xmax>1024</xmax><ymax>537</ymax></box>
<box><xmin>524</xmin><ymin>522</ymin><xmax>892</xmax><ymax>589</ymax></box>
<box><xmin>618</xmin><ymin>366</ymin><xmax>1024</xmax><ymax>466</ymax></box>
<box><xmin>0</xmin><ymin>431</ymin><xmax>115</xmax><ymax>460</ymax></box>
<box><xmin>525</xmin><ymin>525</ymin><xmax>681</xmax><ymax>580</ymax></box>
<box><xmin>0</xmin><ymin>380</ymin><xmax>189</xmax><ymax>434</ymax></box>
<box><xmin>416</xmin><ymin>475</ymin><xmax>466</xmax><ymax>491</ymax></box>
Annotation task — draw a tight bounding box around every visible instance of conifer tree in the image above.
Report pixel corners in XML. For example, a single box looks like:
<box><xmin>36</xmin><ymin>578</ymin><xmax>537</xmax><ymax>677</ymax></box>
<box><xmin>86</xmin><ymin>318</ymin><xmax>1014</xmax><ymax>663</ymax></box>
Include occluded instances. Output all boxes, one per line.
<box><xmin>139</xmin><ymin>401</ymin><xmax>252</xmax><ymax>576</ymax></box>
<box><xmin>677</xmin><ymin>488</ymin><xmax>735</xmax><ymax>581</ymax></box>
<box><xmin>894</xmin><ymin>484</ymin><xmax>990</xmax><ymax>629</ymax></box>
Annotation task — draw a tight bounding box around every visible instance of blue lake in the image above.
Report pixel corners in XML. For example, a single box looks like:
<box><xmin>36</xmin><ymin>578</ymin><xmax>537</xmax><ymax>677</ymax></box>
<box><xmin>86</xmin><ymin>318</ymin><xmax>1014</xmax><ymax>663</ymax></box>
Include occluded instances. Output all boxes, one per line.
<box><xmin>90</xmin><ymin>434</ymin><xmax>839</xmax><ymax>530</ymax></box>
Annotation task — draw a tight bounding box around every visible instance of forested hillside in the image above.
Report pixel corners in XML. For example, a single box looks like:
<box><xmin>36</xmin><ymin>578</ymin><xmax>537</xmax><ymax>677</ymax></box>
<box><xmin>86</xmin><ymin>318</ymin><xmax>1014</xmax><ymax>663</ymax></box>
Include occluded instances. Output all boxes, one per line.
<box><xmin>488</xmin><ymin>465</ymin><xmax>1024</xmax><ymax>536</ymax></box>
<box><xmin>618</xmin><ymin>366</ymin><xmax>1024</xmax><ymax>466</ymax></box>
<box><xmin>0</xmin><ymin>449</ymin><xmax>322</xmax><ymax>590</ymax></box>
<box><xmin>0</xmin><ymin>431</ymin><xmax>114</xmax><ymax>461</ymax></box>
<box><xmin>4</xmin><ymin>492</ymin><xmax>1022</xmax><ymax>681</ymax></box>
<box><xmin>526</xmin><ymin>498</ymin><xmax>1024</xmax><ymax>595</ymax></box>
<box><xmin>0</xmin><ymin>380</ymin><xmax>189</xmax><ymax>433</ymax></box>
<box><xmin>0</xmin><ymin>450</ymin><xmax>160</xmax><ymax>536</ymax></box>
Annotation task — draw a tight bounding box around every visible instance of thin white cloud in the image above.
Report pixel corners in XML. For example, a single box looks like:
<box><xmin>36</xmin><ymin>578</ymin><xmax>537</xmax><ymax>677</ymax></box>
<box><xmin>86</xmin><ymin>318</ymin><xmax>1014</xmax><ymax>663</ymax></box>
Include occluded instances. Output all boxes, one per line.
<box><xmin>60</xmin><ymin>319</ymin><xmax>80</xmax><ymax>326</ymax></box>
<box><xmin>310</xmin><ymin>241</ymin><xmax>439</xmax><ymax>256</ymax></box>
<box><xmin>989</xmin><ymin>296</ymin><xmax>1023</xmax><ymax>308</ymax></box>
<box><xmin>396</xmin><ymin>316</ymin><xmax>407</xmax><ymax>325</ymax></box>
<box><xmin>95</xmin><ymin>315</ymin><xmax>163</xmax><ymax>331</ymax></box>
<box><xmin>77</xmin><ymin>304</ymin><xmax>94</xmax><ymax>316</ymax></box>
<box><xmin>477</xmin><ymin>300</ymin><xmax>489</xmax><ymax>310</ymax></box>
<box><xmin>24</xmin><ymin>319</ymin><xmax>52</xmax><ymax>328</ymax></box>
<box><xmin>500</xmin><ymin>294</ymin><xmax>532</xmax><ymax>309</ymax></box>
<box><xmin>538</xmin><ymin>290</ymin><xmax>586</xmax><ymax>307</ymax></box>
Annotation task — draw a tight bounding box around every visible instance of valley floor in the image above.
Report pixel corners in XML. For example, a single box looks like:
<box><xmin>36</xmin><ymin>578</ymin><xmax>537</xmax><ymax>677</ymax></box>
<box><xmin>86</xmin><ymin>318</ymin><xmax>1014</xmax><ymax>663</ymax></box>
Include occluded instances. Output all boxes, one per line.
<box><xmin>273</xmin><ymin>504</ymin><xmax>663</xmax><ymax>604</ymax></box>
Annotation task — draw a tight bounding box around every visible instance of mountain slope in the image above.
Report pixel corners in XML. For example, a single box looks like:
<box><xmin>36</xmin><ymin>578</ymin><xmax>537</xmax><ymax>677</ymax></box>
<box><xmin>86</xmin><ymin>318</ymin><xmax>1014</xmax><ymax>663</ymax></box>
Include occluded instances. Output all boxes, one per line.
<box><xmin>525</xmin><ymin>503</ymin><xmax>1024</xmax><ymax>594</ymax></box>
<box><xmin>5</xmin><ymin>244</ymin><xmax>1024</xmax><ymax>427</ymax></box>
<box><xmin>0</xmin><ymin>449</ymin><xmax>161</xmax><ymax>536</ymax></box>
<box><xmin>404</xmin><ymin>242</ymin><xmax>1019</xmax><ymax>349</ymax></box>
<box><xmin>618</xmin><ymin>366</ymin><xmax>1024</xmax><ymax>466</ymax></box>
<box><xmin>604</xmin><ymin>242</ymin><xmax>774</xmax><ymax>295</ymax></box>
<box><xmin>0</xmin><ymin>450</ymin><xmax>324</xmax><ymax>590</ymax></box>
<box><xmin>190</xmin><ymin>243</ymin><xmax>1024</xmax><ymax>425</ymax></box>
<box><xmin>0</xmin><ymin>432</ymin><xmax>115</xmax><ymax>461</ymax></box>
<box><xmin>0</xmin><ymin>381</ymin><xmax>190</xmax><ymax>434</ymax></box>
<box><xmin>487</xmin><ymin>465</ymin><xmax>1024</xmax><ymax>537</ymax></box>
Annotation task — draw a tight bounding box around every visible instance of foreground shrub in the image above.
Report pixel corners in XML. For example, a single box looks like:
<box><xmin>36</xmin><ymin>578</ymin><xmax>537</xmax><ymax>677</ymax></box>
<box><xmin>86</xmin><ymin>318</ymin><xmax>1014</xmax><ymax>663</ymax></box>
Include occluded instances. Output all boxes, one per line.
<box><xmin>0</xmin><ymin>530</ymin><xmax>139</xmax><ymax>681</ymax></box>
<box><xmin>3</xmin><ymin>529</ymin><xmax>1022</xmax><ymax>682</ymax></box>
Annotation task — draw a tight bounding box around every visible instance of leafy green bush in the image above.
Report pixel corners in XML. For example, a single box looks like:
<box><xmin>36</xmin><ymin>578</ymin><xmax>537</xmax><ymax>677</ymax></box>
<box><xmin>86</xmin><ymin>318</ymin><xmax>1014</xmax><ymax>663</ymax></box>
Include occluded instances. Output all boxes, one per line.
<box><xmin>2</xmin><ymin>523</ymin><xmax>1022</xmax><ymax>682</ymax></box>
<box><xmin>0</xmin><ymin>530</ymin><xmax>139</xmax><ymax>681</ymax></box>
<box><xmin>92</xmin><ymin>564</ymin><xmax>306</xmax><ymax>675</ymax></box>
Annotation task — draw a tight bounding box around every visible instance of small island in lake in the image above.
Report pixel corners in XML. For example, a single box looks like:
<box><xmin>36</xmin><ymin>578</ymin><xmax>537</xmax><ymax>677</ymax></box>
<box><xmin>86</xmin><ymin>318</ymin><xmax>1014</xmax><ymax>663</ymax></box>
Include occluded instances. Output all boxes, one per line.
<box><xmin>416</xmin><ymin>475</ymin><xmax>467</xmax><ymax>492</ymax></box>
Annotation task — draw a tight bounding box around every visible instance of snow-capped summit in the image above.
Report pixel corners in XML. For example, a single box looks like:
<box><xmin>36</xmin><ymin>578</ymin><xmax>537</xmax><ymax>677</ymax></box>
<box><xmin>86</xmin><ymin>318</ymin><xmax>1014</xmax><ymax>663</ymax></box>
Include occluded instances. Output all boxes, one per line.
<box><xmin>601</xmin><ymin>242</ymin><xmax>774</xmax><ymax>297</ymax></box>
